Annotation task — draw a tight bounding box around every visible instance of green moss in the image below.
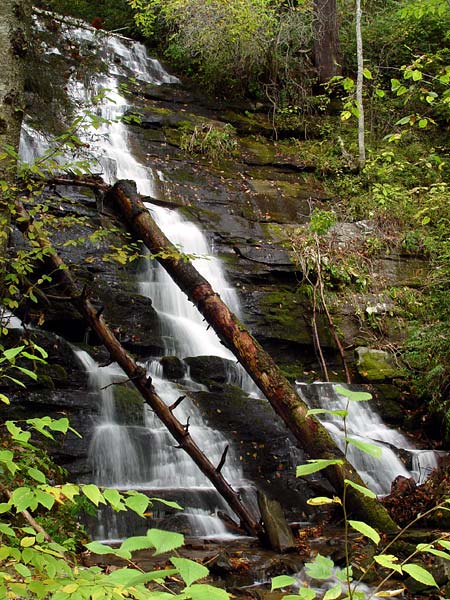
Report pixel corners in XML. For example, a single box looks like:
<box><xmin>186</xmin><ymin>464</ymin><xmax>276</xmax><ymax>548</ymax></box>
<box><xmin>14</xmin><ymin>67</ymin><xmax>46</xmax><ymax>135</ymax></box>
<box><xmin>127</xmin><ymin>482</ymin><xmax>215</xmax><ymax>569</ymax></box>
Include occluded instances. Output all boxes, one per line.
<box><xmin>113</xmin><ymin>385</ymin><xmax>145</xmax><ymax>426</ymax></box>
<box><xmin>220</xmin><ymin>111</ymin><xmax>273</xmax><ymax>136</ymax></box>
<box><xmin>279</xmin><ymin>362</ymin><xmax>305</xmax><ymax>383</ymax></box>
<box><xmin>356</xmin><ymin>347</ymin><xmax>403</xmax><ymax>382</ymax></box>
<box><xmin>240</xmin><ymin>137</ymin><xmax>276</xmax><ymax>164</ymax></box>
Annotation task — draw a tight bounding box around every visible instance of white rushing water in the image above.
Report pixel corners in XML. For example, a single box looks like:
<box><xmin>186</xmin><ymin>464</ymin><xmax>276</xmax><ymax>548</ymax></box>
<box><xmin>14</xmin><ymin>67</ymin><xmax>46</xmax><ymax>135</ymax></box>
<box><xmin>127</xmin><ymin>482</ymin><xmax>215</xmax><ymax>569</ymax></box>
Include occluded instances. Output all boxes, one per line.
<box><xmin>297</xmin><ymin>383</ymin><xmax>439</xmax><ymax>495</ymax></box>
<box><xmin>20</xmin><ymin>17</ymin><xmax>255</xmax><ymax>540</ymax></box>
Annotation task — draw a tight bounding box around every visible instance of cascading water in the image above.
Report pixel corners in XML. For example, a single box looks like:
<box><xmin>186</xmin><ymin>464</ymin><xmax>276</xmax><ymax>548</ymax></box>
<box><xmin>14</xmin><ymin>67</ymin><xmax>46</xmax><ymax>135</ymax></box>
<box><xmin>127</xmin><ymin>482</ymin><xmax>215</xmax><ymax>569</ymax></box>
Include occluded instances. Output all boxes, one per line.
<box><xmin>297</xmin><ymin>383</ymin><xmax>440</xmax><ymax>495</ymax></box>
<box><xmin>21</xmin><ymin>15</ymin><xmax>256</xmax><ymax>540</ymax></box>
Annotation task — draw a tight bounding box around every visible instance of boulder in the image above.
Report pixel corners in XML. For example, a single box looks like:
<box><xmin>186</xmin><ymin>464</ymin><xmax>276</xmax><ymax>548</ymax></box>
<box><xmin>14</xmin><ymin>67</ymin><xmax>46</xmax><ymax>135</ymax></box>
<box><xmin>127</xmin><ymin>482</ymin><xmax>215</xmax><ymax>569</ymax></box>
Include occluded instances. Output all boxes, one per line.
<box><xmin>184</xmin><ymin>355</ymin><xmax>237</xmax><ymax>386</ymax></box>
<box><xmin>257</xmin><ymin>491</ymin><xmax>297</xmax><ymax>553</ymax></box>
<box><xmin>356</xmin><ymin>347</ymin><xmax>403</xmax><ymax>382</ymax></box>
<box><xmin>160</xmin><ymin>356</ymin><xmax>186</xmax><ymax>380</ymax></box>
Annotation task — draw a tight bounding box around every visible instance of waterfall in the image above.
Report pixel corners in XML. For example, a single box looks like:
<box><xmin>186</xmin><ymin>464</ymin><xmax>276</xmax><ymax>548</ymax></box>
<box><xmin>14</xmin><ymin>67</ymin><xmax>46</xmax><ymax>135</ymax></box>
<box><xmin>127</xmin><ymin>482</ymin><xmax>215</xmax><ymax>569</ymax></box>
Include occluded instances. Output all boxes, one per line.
<box><xmin>21</xmin><ymin>15</ymin><xmax>256</xmax><ymax>540</ymax></box>
<box><xmin>297</xmin><ymin>383</ymin><xmax>439</xmax><ymax>495</ymax></box>
<box><xmin>19</xmin><ymin>15</ymin><xmax>443</xmax><ymax>542</ymax></box>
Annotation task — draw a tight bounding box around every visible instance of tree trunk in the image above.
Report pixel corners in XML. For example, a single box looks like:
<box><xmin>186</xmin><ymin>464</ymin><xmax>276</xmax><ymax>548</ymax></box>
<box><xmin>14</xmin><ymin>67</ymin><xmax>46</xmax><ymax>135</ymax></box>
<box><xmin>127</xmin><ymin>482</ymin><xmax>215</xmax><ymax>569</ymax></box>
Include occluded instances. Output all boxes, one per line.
<box><xmin>13</xmin><ymin>200</ymin><xmax>264</xmax><ymax>543</ymax></box>
<box><xmin>355</xmin><ymin>0</ymin><xmax>366</xmax><ymax>168</ymax></box>
<box><xmin>313</xmin><ymin>0</ymin><xmax>341</xmax><ymax>84</ymax></box>
<box><xmin>108</xmin><ymin>180</ymin><xmax>398</xmax><ymax>534</ymax></box>
<box><xmin>0</xmin><ymin>0</ymin><xmax>31</xmax><ymax>260</ymax></box>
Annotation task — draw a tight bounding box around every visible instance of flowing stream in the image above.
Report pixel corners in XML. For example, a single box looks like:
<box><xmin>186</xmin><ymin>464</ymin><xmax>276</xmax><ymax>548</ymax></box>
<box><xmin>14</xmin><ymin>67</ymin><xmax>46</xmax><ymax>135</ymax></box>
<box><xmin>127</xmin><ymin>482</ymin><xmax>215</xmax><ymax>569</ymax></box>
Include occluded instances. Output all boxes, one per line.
<box><xmin>19</xmin><ymin>15</ymin><xmax>442</xmax><ymax>541</ymax></box>
<box><xmin>297</xmin><ymin>383</ymin><xmax>440</xmax><ymax>495</ymax></box>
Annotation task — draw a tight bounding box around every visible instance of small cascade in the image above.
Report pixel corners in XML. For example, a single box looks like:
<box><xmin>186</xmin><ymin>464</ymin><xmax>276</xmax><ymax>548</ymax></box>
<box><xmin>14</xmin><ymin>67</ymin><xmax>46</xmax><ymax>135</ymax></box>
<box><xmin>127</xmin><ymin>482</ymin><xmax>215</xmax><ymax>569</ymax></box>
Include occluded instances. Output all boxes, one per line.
<box><xmin>73</xmin><ymin>348</ymin><xmax>254</xmax><ymax>540</ymax></box>
<box><xmin>297</xmin><ymin>383</ymin><xmax>439</xmax><ymax>495</ymax></box>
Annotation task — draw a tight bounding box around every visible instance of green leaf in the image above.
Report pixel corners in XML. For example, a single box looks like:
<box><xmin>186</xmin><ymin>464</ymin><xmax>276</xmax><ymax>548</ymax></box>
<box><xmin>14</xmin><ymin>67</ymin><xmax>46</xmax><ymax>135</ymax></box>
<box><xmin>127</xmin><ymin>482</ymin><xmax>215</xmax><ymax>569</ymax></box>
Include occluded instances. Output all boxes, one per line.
<box><xmin>81</xmin><ymin>484</ymin><xmax>106</xmax><ymax>507</ymax></box>
<box><xmin>171</xmin><ymin>557</ymin><xmax>209</xmax><ymax>586</ymax></box>
<box><xmin>305</xmin><ymin>554</ymin><xmax>334</xmax><ymax>580</ymax></box>
<box><xmin>0</xmin><ymin>393</ymin><xmax>10</xmax><ymax>404</ymax></box>
<box><xmin>323</xmin><ymin>583</ymin><xmax>343</xmax><ymax>600</ymax></box>
<box><xmin>395</xmin><ymin>115</ymin><xmax>412</xmax><ymax>126</ymax></box>
<box><xmin>307</xmin><ymin>409</ymin><xmax>348</xmax><ymax>418</ymax></box>
<box><xmin>348</xmin><ymin>520</ymin><xmax>380</xmax><ymax>545</ymax></box>
<box><xmin>6</xmin><ymin>422</ymin><xmax>31</xmax><ymax>443</ymax></box>
<box><xmin>297</xmin><ymin>588</ymin><xmax>317</xmax><ymax>600</ymax></box>
<box><xmin>271</xmin><ymin>575</ymin><xmax>298</xmax><ymax>591</ymax></box>
<box><xmin>27</xmin><ymin>467</ymin><xmax>46</xmax><ymax>484</ymax></box>
<box><xmin>418</xmin><ymin>119</ymin><xmax>428</xmax><ymax>129</ymax></box>
<box><xmin>3</xmin><ymin>346</ymin><xmax>25</xmax><ymax>361</ymax></box>
<box><xmin>127</xmin><ymin>568</ymin><xmax>179</xmax><ymax>586</ymax></box>
<box><xmin>374</xmin><ymin>554</ymin><xmax>402</xmax><ymax>574</ymax></box>
<box><xmin>0</xmin><ymin>523</ymin><xmax>16</xmax><ymax>536</ymax></box>
<box><xmin>346</xmin><ymin>438</ymin><xmax>382</xmax><ymax>458</ymax></box>
<box><xmin>105</xmin><ymin>567</ymin><xmax>143</xmax><ymax>585</ymax></box>
<box><xmin>147</xmin><ymin>528</ymin><xmax>184</xmax><ymax>555</ymax></box>
<box><xmin>335</xmin><ymin>386</ymin><xmax>372</xmax><ymax>402</ymax></box>
<box><xmin>402</xmin><ymin>563</ymin><xmax>437</xmax><ymax>587</ymax></box>
<box><xmin>35</xmin><ymin>489</ymin><xmax>55</xmax><ymax>510</ymax></box>
<box><xmin>124</xmin><ymin>492</ymin><xmax>149</xmax><ymax>516</ymax></box>
<box><xmin>417</xmin><ymin>543</ymin><xmax>450</xmax><ymax>560</ymax></box>
<box><xmin>85</xmin><ymin>541</ymin><xmax>115</xmax><ymax>556</ymax></box>
<box><xmin>150</xmin><ymin>497</ymin><xmax>183</xmax><ymax>510</ymax></box>
<box><xmin>50</xmin><ymin>418</ymin><xmax>70</xmax><ymax>433</ymax></box>
<box><xmin>307</xmin><ymin>497</ymin><xmax>339</xmax><ymax>506</ymax></box>
<box><xmin>296</xmin><ymin>459</ymin><xmax>344</xmax><ymax>477</ymax></box>
<box><xmin>120</xmin><ymin>535</ymin><xmax>156</xmax><ymax>554</ymax></box>
<box><xmin>11</xmin><ymin>487</ymin><xmax>35</xmax><ymax>512</ymax></box>
<box><xmin>103</xmin><ymin>488</ymin><xmax>125</xmax><ymax>511</ymax></box>
<box><xmin>336</xmin><ymin>566</ymin><xmax>352</xmax><ymax>582</ymax></box>
<box><xmin>344</xmin><ymin>479</ymin><xmax>376</xmax><ymax>499</ymax></box>
<box><xmin>184</xmin><ymin>584</ymin><xmax>229</xmax><ymax>600</ymax></box>
<box><xmin>20</xmin><ymin>351</ymin><xmax>46</xmax><ymax>363</ymax></box>
<box><xmin>14</xmin><ymin>563</ymin><xmax>31</xmax><ymax>578</ymax></box>
<box><xmin>14</xmin><ymin>366</ymin><xmax>37</xmax><ymax>380</ymax></box>
<box><xmin>363</xmin><ymin>68</ymin><xmax>372</xmax><ymax>80</ymax></box>
<box><xmin>4</xmin><ymin>376</ymin><xmax>26</xmax><ymax>388</ymax></box>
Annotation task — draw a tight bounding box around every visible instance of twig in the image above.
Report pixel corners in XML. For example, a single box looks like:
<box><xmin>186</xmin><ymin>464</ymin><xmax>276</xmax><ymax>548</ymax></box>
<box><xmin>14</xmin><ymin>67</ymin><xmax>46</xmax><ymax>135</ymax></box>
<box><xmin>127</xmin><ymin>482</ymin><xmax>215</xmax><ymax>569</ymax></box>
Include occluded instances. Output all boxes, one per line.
<box><xmin>0</xmin><ymin>483</ymin><xmax>54</xmax><ymax>544</ymax></box>
<box><xmin>216</xmin><ymin>445</ymin><xmax>229</xmax><ymax>474</ymax></box>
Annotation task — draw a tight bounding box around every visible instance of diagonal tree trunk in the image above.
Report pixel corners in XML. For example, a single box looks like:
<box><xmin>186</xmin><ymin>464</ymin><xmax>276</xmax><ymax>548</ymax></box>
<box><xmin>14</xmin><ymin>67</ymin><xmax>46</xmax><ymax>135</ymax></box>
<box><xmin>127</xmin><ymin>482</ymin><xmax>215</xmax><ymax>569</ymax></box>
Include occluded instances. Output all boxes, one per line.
<box><xmin>107</xmin><ymin>179</ymin><xmax>398</xmax><ymax>534</ymax></box>
<box><xmin>12</xmin><ymin>199</ymin><xmax>264</xmax><ymax>542</ymax></box>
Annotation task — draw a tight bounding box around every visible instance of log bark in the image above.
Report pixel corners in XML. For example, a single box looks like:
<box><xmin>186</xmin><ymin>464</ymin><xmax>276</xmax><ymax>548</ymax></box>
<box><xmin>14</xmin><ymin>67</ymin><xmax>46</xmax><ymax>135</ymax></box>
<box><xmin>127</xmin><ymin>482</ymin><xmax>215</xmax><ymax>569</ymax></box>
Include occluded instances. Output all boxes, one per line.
<box><xmin>0</xmin><ymin>0</ymin><xmax>31</xmax><ymax>270</ymax></box>
<box><xmin>313</xmin><ymin>0</ymin><xmax>341</xmax><ymax>84</ymax></box>
<box><xmin>12</xmin><ymin>200</ymin><xmax>264</xmax><ymax>542</ymax></box>
<box><xmin>108</xmin><ymin>180</ymin><xmax>398</xmax><ymax>534</ymax></box>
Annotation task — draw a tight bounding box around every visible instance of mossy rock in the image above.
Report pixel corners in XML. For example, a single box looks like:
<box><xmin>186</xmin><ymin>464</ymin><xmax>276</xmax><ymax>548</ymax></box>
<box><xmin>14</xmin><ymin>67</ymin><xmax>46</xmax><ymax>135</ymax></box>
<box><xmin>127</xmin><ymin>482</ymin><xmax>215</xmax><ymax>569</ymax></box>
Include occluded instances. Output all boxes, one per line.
<box><xmin>160</xmin><ymin>356</ymin><xmax>186</xmax><ymax>380</ymax></box>
<box><xmin>356</xmin><ymin>347</ymin><xmax>403</xmax><ymax>382</ymax></box>
<box><xmin>112</xmin><ymin>385</ymin><xmax>145</xmax><ymax>426</ymax></box>
<box><xmin>240</xmin><ymin>138</ymin><xmax>276</xmax><ymax>165</ymax></box>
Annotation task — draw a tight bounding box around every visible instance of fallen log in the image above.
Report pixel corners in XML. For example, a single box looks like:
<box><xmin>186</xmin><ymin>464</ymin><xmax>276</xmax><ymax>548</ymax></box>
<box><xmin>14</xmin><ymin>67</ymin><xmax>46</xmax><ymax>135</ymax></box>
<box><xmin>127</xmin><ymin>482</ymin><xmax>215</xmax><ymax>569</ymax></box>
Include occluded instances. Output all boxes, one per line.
<box><xmin>12</xmin><ymin>200</ymin><xmax>264</xmax><ymax>542</ymax></box>
<box><xmin>107</xmin><ymin>179</ymin><xmax>398</xmax><ymax>534</ymax></box>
